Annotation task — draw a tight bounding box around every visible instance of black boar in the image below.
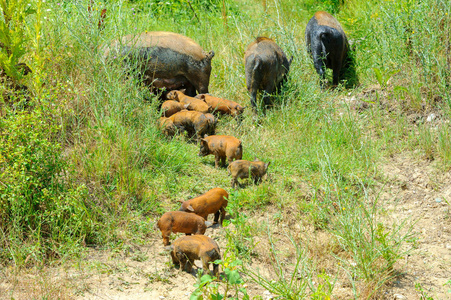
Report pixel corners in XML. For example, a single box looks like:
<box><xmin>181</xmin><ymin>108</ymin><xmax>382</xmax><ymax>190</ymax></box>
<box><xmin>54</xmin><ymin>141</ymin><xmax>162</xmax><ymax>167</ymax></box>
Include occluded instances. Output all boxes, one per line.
<box><xmin>244</xmin><ymin>37</ymin><xmax>292</xmax><ymax>110</ymax></box>
<box><xmin>305</xmin><ymin>11</ymin><xmax>356</xmax><ymax>86</ymax></box>
<box><xmin>169</xmin><ymin>235</ymin><xmax>221</xmax><ymax>276</ymax></box>
<box><xmin>198</xmin><ymin>135</ymin><xmax>242</xmax><ymax>168</ymax></box>
<box><xmin>228</xmin><ymin>159</ymin><xmax>270</xmax><ymax>188</ymax></box>
<box><xmin>103</xmin><ymin>31</ymin><xmax>215</xmax><ymax>96</ymax></box>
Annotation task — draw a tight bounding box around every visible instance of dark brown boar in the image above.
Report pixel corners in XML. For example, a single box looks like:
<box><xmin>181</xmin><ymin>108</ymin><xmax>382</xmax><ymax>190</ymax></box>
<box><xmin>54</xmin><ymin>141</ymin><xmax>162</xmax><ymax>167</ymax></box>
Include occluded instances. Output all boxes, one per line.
<box><xmin>157</xmin><ymin>211</ymin><xmax>210</xmax><ymax>246</ymax></box>
<box><xmin>169</xmin><ymin>235</ymin><xmax>221</xmax><ymax>276</ymax></box>
<box><xmin>198</xmin><ymin>135</ymin><xmax>243</xmax><ymax>168</ymax></box>
<box><xmin>244</xmin><ymin>37</ymin><xmax>292</xmax><ymax>110</ymax></box>
<box><xmin>195</xmin><ymin>94</ymin><xmax>245</xmax><ymax>117</ymax></box>
<box><xmin>103</xmin><ymin>31</ymin><xmax>215</xmax><ymax>96</ymax></box>
<box><xmin>161</xmin><ymin>100</ymin><xmax>184</xmax><ymax>117</ymax></box>
<box><xmin>179</xmin><ymin>187</ymin><xmax>228</xmax><ymax>225</ymax></box>
<box><xmin>158</xmin><ymin>117</ymin><xmax>177</xmax><ymax>137</ymax></box>
<box><xmin>305</xmin><ymin>11</ymin><xmax>356</xmax><ymax>86</ymax></box>
<box><xmin>228</xmin><ymin>159</ymin><xmax>270</xmax><ymax>188</ymax></box>
<box><xmin>166</xmin><ymin>90</ymin><xmax>210</xmax><ymax>114</ymax></box>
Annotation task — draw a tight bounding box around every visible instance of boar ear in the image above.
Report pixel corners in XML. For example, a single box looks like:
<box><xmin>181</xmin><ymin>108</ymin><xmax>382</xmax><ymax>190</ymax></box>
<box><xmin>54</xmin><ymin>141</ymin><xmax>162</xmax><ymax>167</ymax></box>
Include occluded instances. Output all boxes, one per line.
<box><xmin>265</xmin><ymin>162</ymin><xmax>270</xmax><ymax>168</ymax></box>
<box><xmin>205</xmin><ymin>221</ymin><xmax>213</xmax><ymax>227</ymax></box>
<box><xmin>289</xmin><ymin>56</ymin><xmax>294</xmax><ymax>66</ymax></box>
<box><xmin>179</xmin><ymin>88</ymin><xmax>186</xmax><ymax>95</ymax></box>
<box><xmin>205</xmin><ymin>50</ymin><xmax>215</xmax><ymax>61</ymax></box>
<box><xmin>187</xmin><ymin>205</ymin><xmax>195</xmax><ymax>212</ymax></box>
<box><xmin>203</xmin><ymin>134</ymin><xmax>209</xmax><ymax>138</ymax></box>
<box><xmin>184</xmin><ymin>103</ymin><xmax>190</xmax><ymax>109</ymax></box>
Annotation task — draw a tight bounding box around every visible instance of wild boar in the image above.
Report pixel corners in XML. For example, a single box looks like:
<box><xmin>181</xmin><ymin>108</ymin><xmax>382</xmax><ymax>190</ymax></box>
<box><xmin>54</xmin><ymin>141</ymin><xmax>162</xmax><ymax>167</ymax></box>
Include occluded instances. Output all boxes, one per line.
<box><xmin>168</xmin><ymin>110</ymin><xmax>214</xmax><ymax>142</ymax></box>
<box><xmin>166</xmin><ymin>90</ymin><xmax>210</xmax><ymax>113</ymax></box>
<box><xmin>158</xmin><ymin>117</ymin><xmax>177</xmax><ymax>137</ymax></box>
<box><xmin>103</xmin><ymin>31</ymin><xmax>215</xmax><ymax>96</ymax></box>
<box><xmin>161</xmin><ymin>100</ymin><xmax>184</xmax><ymax>117</ymax></box>
<box><xmin>228</xmin><ymin>159</ymin><xmax>270</xmax><ymax>188</ymax></box>
<box><xmin>305</xmin><ymin>11</ymin><xmax>356</xmax><ymax>86</ymax></box>
<box><xmin>195</xmin><ymin>94</ymin><xmax>245</xmax><ymax>117</ymax></box>
<box><xmin>169</xmin><ymin>235</ymin><xmax>221</xmax><ymax>276</ymax></box>
<box><xmin>244</xmin><ymin>37</ymin><xmax>292</xmax><ymax>110</ymax></box>
<box><xmin>204</xmin><ymin>113</ymin><xmax>217</xmax><ymax>136</ymax></box>
<box><xmin>179</xmin><ymin>187</ymin><xmax>228</xmax><ymax>225</ymax></box>
<box><xmin>198</xmin><ymin>135</ymin><xmax>243</xmax><ymax>168</ymax></box>
<box><xmin>157</xmin><ymin>211</ymin><xmax>211</xmax><ymax>246</ymax></box>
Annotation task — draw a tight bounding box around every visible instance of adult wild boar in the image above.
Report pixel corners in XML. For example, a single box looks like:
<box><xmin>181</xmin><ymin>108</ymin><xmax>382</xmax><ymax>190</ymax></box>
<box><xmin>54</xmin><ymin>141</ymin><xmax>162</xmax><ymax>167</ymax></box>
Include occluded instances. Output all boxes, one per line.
<box><xmin>103</xmin><ymin>31</ymin><xmax>215</xmax><ymax>96</ymax></box>
<box><xmin>198</xmin><ymin>135</ymin><xmax>242</xmax><ymax>168</ymax></box>
<box><xmin>179</xmin><ymin>187</ymin><xmax>228</xmax><ymax>225</ymax></box>
<box><xmin>228</xmin><ymin>159</ymin><xmax>270</xmax><ymax>188</ymax></box>
<box><xmin>305</xmin><ymin>11</ymin><xmax>356</xmax><ymax>86</ymax></box>
<box><xmin>244</xmin><ymin>37</ymin><xmax>292</xmax><ymax>110</ymax></box>
<box><xmin>157</xmin><ymin>211</ymin><xmax>211</xmax><ymax>246</ymax></box>
<box><xmin>169</xmin><ymin>235</ymin><xmax>221</xmax><ymax>276</ymax></box>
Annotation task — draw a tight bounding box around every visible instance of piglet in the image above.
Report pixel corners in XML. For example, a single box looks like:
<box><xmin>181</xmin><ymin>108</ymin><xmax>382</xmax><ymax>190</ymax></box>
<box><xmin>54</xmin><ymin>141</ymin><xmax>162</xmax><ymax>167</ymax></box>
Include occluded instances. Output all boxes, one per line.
<box><xmin>179</xmin><ymin>187</ymin><xmax>228</xmax><ymax>225</ymax></box>
<box><xmin>168</xmin><ymin>235</ymin><xmax>221</xmax><ymax>276</ymax></box>
<box><xmin>157</xmin><ymin>211</ymin><xmax>211</xmax><ymax>246</ymax></box>
<box><xmin>228</xmin><ymin>159</ymin><xmax>270</xmax><ymax>188</ymax></box>
<box><xmin>198</xmin><ymin>135</ymin><xmax>242</xmax><ymax>168</ymax></box>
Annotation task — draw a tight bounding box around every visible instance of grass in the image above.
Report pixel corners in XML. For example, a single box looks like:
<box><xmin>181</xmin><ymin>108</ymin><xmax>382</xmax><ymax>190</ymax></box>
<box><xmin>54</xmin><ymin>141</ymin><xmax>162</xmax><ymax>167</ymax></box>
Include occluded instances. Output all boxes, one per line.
<box><xmin>1</xmin><ymin>0</ymin><xmax>450</xmax><ymax>298</ymax></box>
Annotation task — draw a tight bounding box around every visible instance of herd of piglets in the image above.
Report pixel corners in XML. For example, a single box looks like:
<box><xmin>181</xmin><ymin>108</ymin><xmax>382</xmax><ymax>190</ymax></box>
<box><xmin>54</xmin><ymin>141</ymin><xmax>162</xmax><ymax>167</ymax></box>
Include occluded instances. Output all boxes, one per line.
<box><xmin>157</xmin><ymin>187</ymin><xmax>228</xmax><ymax>275</ymax></box>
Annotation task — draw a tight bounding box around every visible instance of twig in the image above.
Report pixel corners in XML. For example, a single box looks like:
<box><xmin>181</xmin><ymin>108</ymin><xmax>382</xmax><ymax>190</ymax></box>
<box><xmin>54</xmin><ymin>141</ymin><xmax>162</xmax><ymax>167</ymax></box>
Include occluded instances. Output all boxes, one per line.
<box><xmin>186</xmin><ymin>0</ymin><xmax>200</xmax><ymax>24</ymax></box>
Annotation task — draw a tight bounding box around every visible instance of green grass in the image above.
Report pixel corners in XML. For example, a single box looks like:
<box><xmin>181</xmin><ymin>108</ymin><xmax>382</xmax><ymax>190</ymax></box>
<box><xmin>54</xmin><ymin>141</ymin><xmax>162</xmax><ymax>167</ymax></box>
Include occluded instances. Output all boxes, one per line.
<box><xmin>1</xmin><ymin>0</ymin><xmax>450</xmax><ymax>298</ymax></box>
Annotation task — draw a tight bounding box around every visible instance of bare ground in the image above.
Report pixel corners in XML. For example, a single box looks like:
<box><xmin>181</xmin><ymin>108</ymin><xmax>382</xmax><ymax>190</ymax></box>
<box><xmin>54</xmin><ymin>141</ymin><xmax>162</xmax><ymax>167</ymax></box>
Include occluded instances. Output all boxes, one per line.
<box><xmin>2</xmin><ymin>152</ymin><xmax>450</xmax><ymax>300</ymax></box>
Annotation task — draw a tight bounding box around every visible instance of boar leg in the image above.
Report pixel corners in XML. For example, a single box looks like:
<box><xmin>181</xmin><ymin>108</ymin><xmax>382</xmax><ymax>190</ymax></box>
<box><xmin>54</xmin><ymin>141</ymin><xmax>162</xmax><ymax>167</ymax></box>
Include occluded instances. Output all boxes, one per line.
<box><xmin>231</xmin><ymin>177</ymin><xmax>238</xmax><ymax>189</ymax></box>
<box><xmin>214</xmin><ymin>155</ymin><xmax>221</xmax><ymax>168</ymax></box>
<box><xmin>170</xmin><ymin>251</ymin><xmax>179</xmax><ymax>266</ymax></box>
<box><xmin>213</xmin><ymin>211</ymin><xmax>220</xmax><ymax>224</ymax></box>
<box><xmin>201</xmin><ymin>258</ymin><xmax>211</xmax><ymax>275</ymax></box>
<box><xmin>161</xmin><ymin>231</ymin><xmax>171</xmax><ymax>246</ymax></box>
<box><xmin>219</xmin><ymin>207</ymin><xmax>226</xmax><ymax>226</ymax></box>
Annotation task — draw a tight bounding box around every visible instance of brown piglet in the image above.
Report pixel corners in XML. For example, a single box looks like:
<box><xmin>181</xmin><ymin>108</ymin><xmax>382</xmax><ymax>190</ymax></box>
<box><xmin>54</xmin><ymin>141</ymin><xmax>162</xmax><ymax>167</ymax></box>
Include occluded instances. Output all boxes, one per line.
<box><xmin>169</xmin><ymin>235</ymin><xmax>221</xmax><ymax>276</ymax></box>
<box><xmin>161</xmin><ymin>100</ymin><xmax>184</xmax><ymax>117</ymax></box>
<box><xmin>179</xmin><ymin>187</ymin><xmax>228</xmax><ymax>225</ymax></box>
<box><xmin>198</xmin><ymin>135</ymin><xmax>243</xmax><ymax>168</ymax></box>
<box><xmin>157</xmin><ymin>211</ymin><xmax>211</xmax><ymax>246</ymax></box>
<box><xmin>168</xmin><ymin>110</ymin><xmax>215</xmax><ymax>142</ymax></box>
<box><xmin>158</xmin><ymin>117</ymin><xmax>177</xmax><ymax>137</ymax></box>
<box><xmin>195</xmin><ymin>94</ymin><xmax>245</xmax><ymax>117</ymax></box>
<box><xmin>228</xmin><ymin>159</ymin><xmax>270</xmax><ymax>188</ymax></box>
<box><xmin>167</xmin><ymin>90</ymin><xmax>210</xmax><ymax>114</ymax></box>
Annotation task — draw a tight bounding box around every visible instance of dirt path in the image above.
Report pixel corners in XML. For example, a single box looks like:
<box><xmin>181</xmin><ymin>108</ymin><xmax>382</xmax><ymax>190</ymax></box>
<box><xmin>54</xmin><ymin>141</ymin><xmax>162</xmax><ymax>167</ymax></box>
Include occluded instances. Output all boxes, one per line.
<box><xmin>2</xmin><ymin>153</ymin><xmax>450</xmax><ymax>299</ymax></box>
<box><xmin>380</xmin><ymin>154</ymin><xmax>451</xmax><ymax>299</ymax></box>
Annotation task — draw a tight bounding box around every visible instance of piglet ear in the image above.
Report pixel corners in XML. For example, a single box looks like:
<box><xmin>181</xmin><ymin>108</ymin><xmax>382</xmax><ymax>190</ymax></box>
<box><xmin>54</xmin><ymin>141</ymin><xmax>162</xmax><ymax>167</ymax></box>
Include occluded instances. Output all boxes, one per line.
<box><xmin>187</xmin><ymin>205</ymin><xmax>195</xmax><ymax>212</ymax></box>
<box><xmin>179</xmin><ymin>89</ymin><xmax>186</xmax><ymax>95</ymax></box>
<box><xmin>265</xmin><ymin>162</ymin><xmax>270</xmax><ymax>169</ymax></box>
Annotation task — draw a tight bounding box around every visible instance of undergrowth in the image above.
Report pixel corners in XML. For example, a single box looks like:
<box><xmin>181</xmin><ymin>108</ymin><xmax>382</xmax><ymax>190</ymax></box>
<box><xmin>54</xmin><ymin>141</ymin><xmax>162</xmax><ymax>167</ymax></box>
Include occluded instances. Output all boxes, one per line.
<box><xmin>1</xmin><ymin>0</ymin><xmax>450</xmax><ymax>298</ymax></box>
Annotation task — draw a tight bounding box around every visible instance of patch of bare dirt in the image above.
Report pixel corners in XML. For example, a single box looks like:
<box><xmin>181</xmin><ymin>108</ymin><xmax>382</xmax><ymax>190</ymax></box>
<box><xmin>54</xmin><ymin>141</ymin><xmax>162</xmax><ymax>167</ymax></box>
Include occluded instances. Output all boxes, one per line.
<box><xmin>379</xmin><ymin>153</ymin><xmax>451</xmax><ymax>299</ymax></box>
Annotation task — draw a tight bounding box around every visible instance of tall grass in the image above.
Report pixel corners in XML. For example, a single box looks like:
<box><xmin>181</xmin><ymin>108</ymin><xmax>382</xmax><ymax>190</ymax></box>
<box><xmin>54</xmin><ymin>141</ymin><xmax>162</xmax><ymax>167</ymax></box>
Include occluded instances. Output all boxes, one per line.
<box><xmin>1</xmin><ymin>0</ymin><xmax>449</xmax><ymax>297</ymax></box>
